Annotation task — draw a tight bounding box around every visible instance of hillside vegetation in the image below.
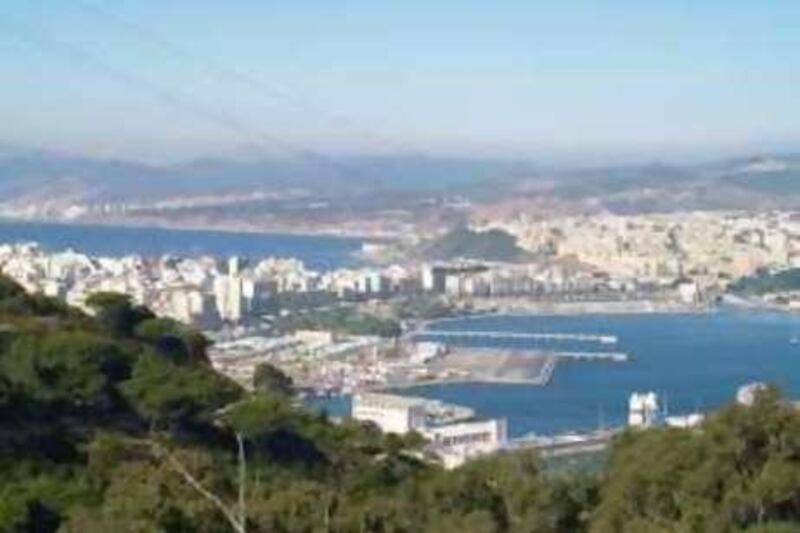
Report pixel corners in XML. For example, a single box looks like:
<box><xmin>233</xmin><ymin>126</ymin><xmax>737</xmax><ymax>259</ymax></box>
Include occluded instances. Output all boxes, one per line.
<box><xmin>421</xmin><ymin>227</ymin><xmax>530</xmax><ymax>262</ymax></box>
<box><xmin>729</xmin><ymin>268</ymin><xmax>800</xmax><ymax>295</ymax></box>
<box><xmin>3</xmin><ymin>274</ymin><xmax>800</xmax><ymax>531</ymax></box>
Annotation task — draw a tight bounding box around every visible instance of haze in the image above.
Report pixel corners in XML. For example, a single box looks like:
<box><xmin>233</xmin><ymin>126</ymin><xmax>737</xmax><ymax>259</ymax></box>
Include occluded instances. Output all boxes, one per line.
<box><xmin>1</xmin><ymin>0</ymin><xmax>799</xmax><ymax>163</ymax></box>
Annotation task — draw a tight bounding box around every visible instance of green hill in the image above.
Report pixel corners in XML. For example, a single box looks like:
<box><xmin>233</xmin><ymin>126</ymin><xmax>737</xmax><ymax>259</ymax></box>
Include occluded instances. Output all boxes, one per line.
<box><xmin>422</xmin><ymin>227</ymin><xmax>530</xmax><ymax>262</ymax></box>
<box><xmin>3</xmin><ymin>274</ymin><xmax>800</xmax><ymax>531</ymax></box>
<box><xmin>729</xmin><ymin>267</ymin><xmax>800</xmax><ymax>295</ymax></box>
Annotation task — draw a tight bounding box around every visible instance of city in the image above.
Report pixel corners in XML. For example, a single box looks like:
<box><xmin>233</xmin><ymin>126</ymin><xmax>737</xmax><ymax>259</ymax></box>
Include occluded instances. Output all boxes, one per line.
<box><xmin>3</xmin><ymin>0</ymin><xmax>800</xmax><ymax>531</ymax></box>
<box><xmin>2</xmin><ymin>208</ymin><xmax>800</xmax><ymax>470</ymax></box>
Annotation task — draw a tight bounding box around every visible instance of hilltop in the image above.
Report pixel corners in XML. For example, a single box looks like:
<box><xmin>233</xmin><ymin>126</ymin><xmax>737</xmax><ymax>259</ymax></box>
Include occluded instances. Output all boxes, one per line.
<box><xmin>420</xmin><ymin>227</ymin><xmax>532</xmax><ymax>262</ymax></box>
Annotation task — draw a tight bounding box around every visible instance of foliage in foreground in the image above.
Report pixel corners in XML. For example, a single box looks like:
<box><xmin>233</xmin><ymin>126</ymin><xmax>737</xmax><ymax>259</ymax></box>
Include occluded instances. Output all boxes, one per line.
<box><xmin>3</xmin><ymin>274</ymin><xmax>800</xmax><ymax>531</ymax></box>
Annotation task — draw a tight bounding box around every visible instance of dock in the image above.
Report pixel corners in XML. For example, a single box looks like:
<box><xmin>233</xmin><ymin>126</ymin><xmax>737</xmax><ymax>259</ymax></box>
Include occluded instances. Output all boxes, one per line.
<box><xmin>413</xmin><ymin>330</ymin><xmax>618</xmax><ymax>344</ymax></box>
<box><xmin>552</xmin><ymin>351</ymin><xmax>628</xmax><ymax>362</ymax></box>
<box><xmin>389</xmin><ymin>349</ymin><xmax>559</xmax><ymax>387</ymax></box>
<box><xmin>508</xmin><ymin>428</ymin><xmax>621</xmax><ymax>458</ymax></box>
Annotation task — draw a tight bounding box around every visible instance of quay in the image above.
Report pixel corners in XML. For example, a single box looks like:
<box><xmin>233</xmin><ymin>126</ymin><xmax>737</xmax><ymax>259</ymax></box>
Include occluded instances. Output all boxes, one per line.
<box><xmin>552</xmin><ymin>351</ymin><xmax>628</xmax><ymax>362</ymax></box>
<box><xmin>393</xmin><ymin>350</ymin><xmax>559</xmax><ymax>388</ymax></box>
<box><xmin>413</xmin><ymin>329</ymin><xmax>618</xmax><ymax>344</ymax></box>
<box><xmin>508</xmin><ymin>428</ymin><xmax>621</xmax><ymax>459</ymax></box>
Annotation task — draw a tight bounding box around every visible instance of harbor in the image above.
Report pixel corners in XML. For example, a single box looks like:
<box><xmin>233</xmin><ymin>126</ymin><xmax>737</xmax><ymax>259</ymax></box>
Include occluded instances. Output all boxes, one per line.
<box><xmin>397</xmin><ymin>323</ymin><xmax>629</xmax><ymax>387</ymax></box>
<box><xmin>398</xmin><ymin>310</ymin><xmax>800</xmax><ymax>438</ymax></box>
<box><xmin>215</xmin><ymin>309</ymin><xmax>800</xmax><ymax>439</ymax></box>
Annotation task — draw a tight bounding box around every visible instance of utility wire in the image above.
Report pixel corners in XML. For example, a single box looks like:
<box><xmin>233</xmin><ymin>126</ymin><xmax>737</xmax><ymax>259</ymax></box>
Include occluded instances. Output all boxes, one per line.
<box><xmin>69</xmin><ymin>0</ymin><xmax>417</xmax><ymax>157</ymax></box>
<box><xmin>0</xmin><ymin>15</ymin><xmax>371</xmax><ymax>186</ymax></box>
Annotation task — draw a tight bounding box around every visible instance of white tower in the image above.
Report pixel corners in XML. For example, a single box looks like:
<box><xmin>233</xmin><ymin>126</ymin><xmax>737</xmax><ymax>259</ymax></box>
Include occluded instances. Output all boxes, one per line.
<box><xmin>628</xmin><ymin>392</ymin><xmax>660</xmax><ymax>428</ymax></box>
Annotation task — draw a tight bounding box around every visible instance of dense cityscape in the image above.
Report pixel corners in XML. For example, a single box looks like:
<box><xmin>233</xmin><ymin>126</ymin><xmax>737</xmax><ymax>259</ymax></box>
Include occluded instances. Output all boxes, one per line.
<box><xmin>10</xmin><ymin>209</ymin><xmax>800</xmax><ymax>325</ymax></box>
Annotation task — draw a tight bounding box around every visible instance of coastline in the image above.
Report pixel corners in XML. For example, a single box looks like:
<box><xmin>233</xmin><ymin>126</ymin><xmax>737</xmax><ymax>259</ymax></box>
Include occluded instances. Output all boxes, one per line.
<box><xmin>309</xmin><ymin>307</ymin><xmax>800</xmax><ymax>437</ymax></box>
<box><xmin>0</xmin><ymin>216</ymin><xmax>401</xmax><ymax>243</ymax></box>
<box><xmin>0</xmin><ymin>215</ymin><xmax>394</xmax><ymax>242</ymax></box>
<box><xmin>0</xmin><ymin>217</ymin><xmax>369</xmax><ymax>269</ymax></box>
<box><xmin>421</xmin><ymin>300</ymin><xmax>712</xmax><ymax>326</ymax></box>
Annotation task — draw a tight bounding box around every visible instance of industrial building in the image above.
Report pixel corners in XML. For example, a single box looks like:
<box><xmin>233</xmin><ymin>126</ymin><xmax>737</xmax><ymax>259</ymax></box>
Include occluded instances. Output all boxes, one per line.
<box><xmin>352</xmin><ymin>392</ymin><xmax>506</xmax><ymax>468</ymax></box>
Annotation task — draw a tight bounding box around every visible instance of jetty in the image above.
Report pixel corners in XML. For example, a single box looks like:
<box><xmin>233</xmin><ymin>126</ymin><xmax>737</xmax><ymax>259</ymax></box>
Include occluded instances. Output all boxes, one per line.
<box><xmin>552</xmin><ymin>351</ymin><xmax>628</xmax><ymax>362</ymax></box>
<box><xmin>413</xmin><ymin>330</ymin><xmax>618</xmax><ymax>344</ymax></box>
<box><xmin>508</xmin><ymin>428</ymin><xmax>621</xmax><ymax>458</ymax></box>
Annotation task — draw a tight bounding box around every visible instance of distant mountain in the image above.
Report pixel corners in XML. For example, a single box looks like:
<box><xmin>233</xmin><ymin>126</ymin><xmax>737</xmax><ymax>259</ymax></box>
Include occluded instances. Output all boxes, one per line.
<box><xmin>551</xmin><ymin>162</ymin><xmax>694</xmax><ymax>198</ymax></box>
<box><xmin>717</xmin><ymin>155</ymin><xmax>800</xmax><ymax>194</ymax></box>
<box><xmin>515</xmin><ymin>155</ymin><xmax>800</xmax><ymax>212</ymax></box>
<box><xmin>7</xmin><ymin>147</ymin><xmax>800</xmax><ymax>219</ymax></box>
<box><xmin>0</xmin><ymin>148</ymin><xmax>536</xmax><ymax>204</ymax></box>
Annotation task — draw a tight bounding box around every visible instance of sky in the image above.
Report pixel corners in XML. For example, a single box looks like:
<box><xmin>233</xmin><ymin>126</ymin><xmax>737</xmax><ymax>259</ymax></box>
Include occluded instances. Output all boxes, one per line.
<box><xmin>1</xmin><ymin>0</ymin><xmax>799</xmax><ymax>163</ymax></box>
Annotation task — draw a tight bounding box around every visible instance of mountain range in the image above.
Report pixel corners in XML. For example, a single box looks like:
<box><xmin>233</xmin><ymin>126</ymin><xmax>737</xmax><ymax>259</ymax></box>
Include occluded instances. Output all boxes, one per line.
<box><xmin>3</xmin><ymin>148</ymin><xmax>800</xmax><ymax>230</ymax></box>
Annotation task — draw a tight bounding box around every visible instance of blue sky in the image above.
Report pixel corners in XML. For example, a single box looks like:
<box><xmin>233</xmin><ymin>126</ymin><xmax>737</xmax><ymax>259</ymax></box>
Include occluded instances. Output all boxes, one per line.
<box><xmin>1</xmin><ymin>0</ymin><xmax>799</xmax><ymax>162</ymax></box>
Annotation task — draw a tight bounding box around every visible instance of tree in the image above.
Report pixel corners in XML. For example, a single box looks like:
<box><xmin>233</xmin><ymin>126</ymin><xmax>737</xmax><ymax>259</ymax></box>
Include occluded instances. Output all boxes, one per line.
<box><xmin>0</xmin><ymin>331</ymin><xmax>131</xmax><ymax>410</ymax></box>
<box><xmin>121</xmin><ymin>353</ymin><xmax>241</xmax><ymax>431</ymax></box>
<box><xmin>85</xmin><ymin>292</ymin><xmax>154</xmax><ymax>338</ymax></box>
<box><xmin>591</xmin><ymin>387</ymin><xmax>800</xmax><ymax>532</ymax></box>
<box><xmin>135</xmin><ymin>317</ymin><xmax>211</xmax><ymax>364</ymax></box>
<box><xmin>252</xmin><ymin>363</ymin><xmax>294</xmax><ymax>398</ymax></box>
<box><xmin>0</xmin><ymin>274</ymin><xmax>25</xmax><ymax>300</ymax></box>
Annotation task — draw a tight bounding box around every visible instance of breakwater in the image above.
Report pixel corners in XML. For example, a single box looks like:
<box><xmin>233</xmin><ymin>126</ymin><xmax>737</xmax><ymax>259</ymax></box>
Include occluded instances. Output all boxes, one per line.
<box><xmin>414</xmin><ymin>329</ymin><xmax>618</xmax><ymax>344</ymax></box>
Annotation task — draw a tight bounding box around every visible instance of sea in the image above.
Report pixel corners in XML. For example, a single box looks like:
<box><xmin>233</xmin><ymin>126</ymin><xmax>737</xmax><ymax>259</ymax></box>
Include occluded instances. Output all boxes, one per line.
<box><xmin>0</xmin><ymin>220</ymin><xmax>363</xmax><ymax>270</ymax></box>
<box><xmin>315</xmin><ymin>310</ymin><xmax>800</xmax><ymax>438</ymax></box>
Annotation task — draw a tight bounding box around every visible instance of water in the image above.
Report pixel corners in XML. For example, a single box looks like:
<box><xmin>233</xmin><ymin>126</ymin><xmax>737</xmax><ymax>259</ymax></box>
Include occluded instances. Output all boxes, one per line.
<box><xmin>325</xmin><ymin>310</ymin><xmax>800</xmax><ymax>438</ymax></box>
<box><xmin>0</xmin><ymin>220</ymin><xmax>363</xmax><ymax>270</ymax></box>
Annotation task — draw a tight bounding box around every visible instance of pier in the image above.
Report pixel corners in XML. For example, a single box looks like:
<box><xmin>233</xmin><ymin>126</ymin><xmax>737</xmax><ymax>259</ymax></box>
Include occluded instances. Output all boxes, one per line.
<box><xmin>552</xmin><ymin>351</ymin><xmax>628</xmax><ymax>362</ymax></box>
<box><xmin>508</xmin><ymin>428</ymin><xmax>621</xmax><ymax>458</ymax></box>
<box><xmin>413</xmin><ymin>330</ymin><xmax>618</xmax><ymax>344</ymax></box>
<box><xmin>391</xmin><ymin>350</ymin><xmax>560</xmax><ymax>388</ymax></box>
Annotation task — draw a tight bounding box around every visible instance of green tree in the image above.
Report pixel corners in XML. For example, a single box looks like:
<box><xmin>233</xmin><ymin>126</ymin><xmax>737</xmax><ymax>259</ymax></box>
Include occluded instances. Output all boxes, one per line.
<box><xmin>135</xmin><ymin>317</ymin><xmax>210</xmax><ymax>364</ymax></box>
<box><xmin>0</xmin><ymin>331</ymin><xmax>131</xmax><ymax>409</ymax></box>
<box><xmin>252</xmin><ymin>363</ymin><xmax>294</xmax><ymax>398</ymax></box>
<box><xmin>591</xmin><ymin>387</ymin><xmax>800</xmax><ymax>532</ymax></box>
<box><xmin>121</xmin><ymin>353</ymin><xmax>241</xmax><ymax>430</ymax></box>
<box><xmin>0</xmin><ymin>274</ymin><xmax>25</xmax><ymax>300</ymax></box>
<box><xmin>85</xmin><ymin>292</ymin><xmax>154</xmax><ymax>338</ymax></box>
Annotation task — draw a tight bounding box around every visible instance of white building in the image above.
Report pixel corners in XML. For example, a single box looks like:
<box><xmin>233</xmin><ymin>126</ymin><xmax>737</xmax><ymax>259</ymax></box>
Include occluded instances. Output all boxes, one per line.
<box><xmin>423</xmin><ymin>419</ymin><xmax>507</xmax><ymax>469</ymax></box>
<box><xmin>214</xmin><ymin>257</ymin><xmax>249</xmax><ymax>323</ymax></box>
<box><xmin>421</xmin><ymin>265</ymin><xmax>436</xmax><ymax>292</ymax></box>
<box><xmin>665</xmin><ymin>413</ymin><xmax>704</xmax><ymax>429</ymax></box>
<box><xmin>352</xmin><ymin>392</ymin><xmax>506</xmax><ymax>468</ymax></box>
<box><xmin>352</xmin><ymin>392</ymin><xmax>428</xmax><ymax>434</ymax></box>
<box><xmin>737</xmin><ymin>382</ymin><xmax>768</xmax><ymax>406</ymax></box>
<box><xmin>410</xmin><ymin>342</ymin><xmax>446</xmax><ymax>364</ymax></box>
<box><xmin>214</xmin><ymin>275</ymin><xmax>244</xmax><ymax>322</ymax></box>
<box><xmin>676</xmin><ymin>281</ymin><xmax>700</xmax><ymax>304</ymax></box>
<box><xmin>628</xmin><ymin>392</ymin><xmax>660</xmax><ymax>428</ymax></box>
